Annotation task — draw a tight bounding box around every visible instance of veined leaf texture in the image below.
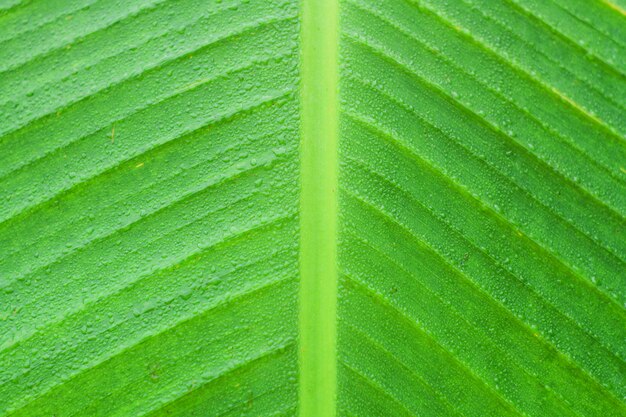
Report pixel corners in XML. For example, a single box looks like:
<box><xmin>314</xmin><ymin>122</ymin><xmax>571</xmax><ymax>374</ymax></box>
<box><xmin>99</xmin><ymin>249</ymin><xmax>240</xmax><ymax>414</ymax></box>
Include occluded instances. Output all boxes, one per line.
<box><xmin>0</xmin><ymin>0</ymin><xmax>625</xmax><ymax>416</ymax></box>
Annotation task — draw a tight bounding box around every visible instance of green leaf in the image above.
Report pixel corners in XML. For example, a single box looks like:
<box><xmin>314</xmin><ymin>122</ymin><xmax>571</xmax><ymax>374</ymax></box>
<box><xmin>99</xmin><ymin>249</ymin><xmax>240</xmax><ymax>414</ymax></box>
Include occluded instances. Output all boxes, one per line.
<box><xmin>0</xmin><ymin>0</ymin><xmax>624</xmax><ymax>416</ymax></box>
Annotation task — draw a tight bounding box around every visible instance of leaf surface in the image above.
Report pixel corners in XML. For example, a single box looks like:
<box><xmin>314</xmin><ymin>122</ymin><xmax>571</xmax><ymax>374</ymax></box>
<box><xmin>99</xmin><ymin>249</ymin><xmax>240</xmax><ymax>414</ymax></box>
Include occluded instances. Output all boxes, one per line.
<box><xmin>0</xmin><ymin>0</ymin><xmax>624</xmax><ymax>416</ymax></box>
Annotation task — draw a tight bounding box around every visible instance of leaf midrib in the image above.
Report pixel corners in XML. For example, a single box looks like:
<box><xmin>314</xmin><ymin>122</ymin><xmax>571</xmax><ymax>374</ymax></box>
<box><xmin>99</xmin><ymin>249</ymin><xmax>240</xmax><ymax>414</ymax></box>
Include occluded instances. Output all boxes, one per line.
<box><xmin>298</xmin><ymin>0</ymin><xmax>340</xmax><ymax>416</ymax></box>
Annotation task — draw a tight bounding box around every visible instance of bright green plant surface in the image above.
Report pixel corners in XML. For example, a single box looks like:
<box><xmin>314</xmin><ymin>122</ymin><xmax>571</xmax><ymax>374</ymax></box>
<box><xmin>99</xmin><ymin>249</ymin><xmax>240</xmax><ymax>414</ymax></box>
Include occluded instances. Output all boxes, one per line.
<box><xmin>0</xmin><ymin>0</ymin><xmax>624</xmax><ymax>416</ymax></box>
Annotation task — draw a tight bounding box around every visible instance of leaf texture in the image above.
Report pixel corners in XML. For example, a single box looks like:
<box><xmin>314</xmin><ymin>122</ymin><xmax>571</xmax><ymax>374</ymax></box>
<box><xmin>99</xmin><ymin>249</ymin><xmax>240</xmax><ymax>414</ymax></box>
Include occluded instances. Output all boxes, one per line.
<box><xmin>0</xmin><ymin>0</ymin><xmax>625</xmax><ymax>416</ymax></box>
<box><xmin>337</xmin><ymin>1</ymin><xmax>626</xmax><ymax>416</ymax></box>
<box><xmin>0</xmin><ymin>1</ymin><xmax>300</xmax><ymax>416</ymax></box>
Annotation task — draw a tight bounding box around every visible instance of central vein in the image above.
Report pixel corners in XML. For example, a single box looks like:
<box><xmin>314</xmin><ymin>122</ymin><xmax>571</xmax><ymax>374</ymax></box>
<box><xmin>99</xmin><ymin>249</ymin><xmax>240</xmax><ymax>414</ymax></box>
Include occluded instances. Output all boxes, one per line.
<box><xmin>298</xmin><ymin>0</ymin><xmax>340</xmax><ymax>415</ymax></box>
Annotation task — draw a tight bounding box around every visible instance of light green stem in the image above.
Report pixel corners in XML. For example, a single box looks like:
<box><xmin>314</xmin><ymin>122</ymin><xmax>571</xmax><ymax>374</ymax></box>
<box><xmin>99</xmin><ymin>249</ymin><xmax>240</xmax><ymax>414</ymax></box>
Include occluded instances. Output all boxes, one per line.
<box><xmin>298</xmin><ymin>0</ymin><xmax>340</xmax><ymax>415</ymax></box>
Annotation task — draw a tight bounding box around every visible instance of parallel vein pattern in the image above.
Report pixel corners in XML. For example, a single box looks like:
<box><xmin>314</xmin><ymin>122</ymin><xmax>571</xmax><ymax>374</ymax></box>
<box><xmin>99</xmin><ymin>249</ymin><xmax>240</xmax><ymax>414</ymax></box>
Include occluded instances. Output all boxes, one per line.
<box><xmin>337</xmin><ymin>0</ymin><xmax>626</xmax><ymax>416</ymax></box>
<box><xmin>2</xmin><ymin>0</ymin><xmax>625</xmax><ymax>416</ymax></box>
<box><xmin>0</xmin><ymin>1</ymin><xmax>300</xmax><ymax>416</ymax></box>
